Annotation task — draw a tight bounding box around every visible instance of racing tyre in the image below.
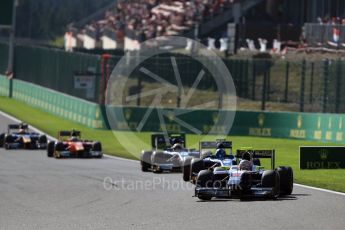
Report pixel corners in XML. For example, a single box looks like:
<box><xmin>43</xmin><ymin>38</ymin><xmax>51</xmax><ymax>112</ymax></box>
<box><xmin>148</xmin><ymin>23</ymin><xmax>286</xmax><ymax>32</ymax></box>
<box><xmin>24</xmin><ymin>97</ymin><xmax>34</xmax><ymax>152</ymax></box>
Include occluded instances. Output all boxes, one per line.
<box><xmin>4</xmin><ymin>135</ymin><xmax>14</xmax><ymax>149</ymax></box>
<box><xmin>239</xmin><ymin>171</ymin><xmax>252</xmax><ymax>191</ymax></box>
<box><xmin>0</xmin><ymin>133</ymin><xmax>5</xmax><ymax>147</ymax></box>
<box><xmin>92</xmin><ymin>142</ymin><xmax>102</xmax><ymax>152</ymax></box>
<box><xmin>5</xmin><ymin>134</ymin><xmax>14</xmax><ymax>143</ymax></box>
<box><xmin>182</xmin><ymin>157</ymin><xmax>193</xmax><ymax>182</ymax></box>
<box><xmin>261</xmin><ymin>170</ymin><xmax>280</xmax><ymax>199</ymax></box>
<box><xmin>191</xmin><ymin>158</ymin><xmax>204</xmax><ymax>180</ymax></box>
<box><xmin>239</xmin><ymin>171</ymin><xmax>253</xmax><ymax>200</ymax></box>
<box><xmin>47</xmin><ymin>141</ymin><xmax>55</xmax><ymax>157</ymax></box>
<box><xmin>277</xmin><ymin>166</ymin><xmax>293</xmax><ymax>195</ymax></box>
<box><xmin>54</xmin><ymin>142</ymin><xmax>64</xmax><ymax>159</ymax></box>
<box><xmin>196</xmin><ymin>170</ymin><xmax>213</xmax><ymax>201</ymax></box>
<box><xmin>140</xmin><ymin>151</ymin><xmax>152</xmax><ymax>172</ymax></box>
<box><xmin>39</xmin><ymin>135</ymin><xmax>47</xmax><ymax>145</ymax></box>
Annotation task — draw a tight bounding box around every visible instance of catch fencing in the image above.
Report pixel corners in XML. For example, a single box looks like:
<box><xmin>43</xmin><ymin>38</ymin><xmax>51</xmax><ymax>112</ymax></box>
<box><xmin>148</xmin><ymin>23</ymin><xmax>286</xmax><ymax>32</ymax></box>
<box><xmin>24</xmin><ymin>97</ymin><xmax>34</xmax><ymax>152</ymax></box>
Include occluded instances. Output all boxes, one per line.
<box><xmin>0</xmin><ymin>42</ymin><xmax>344</xmax><ymax>113</ymax></box>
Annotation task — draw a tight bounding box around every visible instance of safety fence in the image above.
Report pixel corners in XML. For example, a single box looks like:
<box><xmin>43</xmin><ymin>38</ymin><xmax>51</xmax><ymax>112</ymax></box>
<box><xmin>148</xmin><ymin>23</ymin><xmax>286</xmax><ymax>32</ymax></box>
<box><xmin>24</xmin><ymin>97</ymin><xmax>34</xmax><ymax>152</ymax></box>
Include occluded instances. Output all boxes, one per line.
<box><xmin>1</xmin><ymin>42</ymin><xmax>345</xmax><ymax>113</ymax></box>
<box><xmin>113</xmin><ymin>54</ymin><xmax>345</xmax><ymax>114</ymax></box>
<box><xmin>0</xmin><ymin>42</ymin><xmax>102</xmax><ymax>103</ymax></box>
<box><xmin>0</xmin><ymin>75</ymin><xmax>104</xmax><ymax>128</ymax></box>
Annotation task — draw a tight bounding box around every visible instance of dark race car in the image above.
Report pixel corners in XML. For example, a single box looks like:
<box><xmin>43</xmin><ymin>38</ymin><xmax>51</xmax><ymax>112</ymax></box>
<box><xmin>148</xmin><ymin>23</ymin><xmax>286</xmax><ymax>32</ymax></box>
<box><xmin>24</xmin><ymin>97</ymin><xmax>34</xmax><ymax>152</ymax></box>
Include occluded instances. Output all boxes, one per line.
<box><xmin>183</xmin><ymin>139</ymin><xmax>236</xmax><ymax>182</ymax></box>
<box><xmin>47</xmin><ymin>130</ymin><xmax>102</xmax><ymax>159</ymax></box>
<box><xmin>140</xmin><ymin>133</ymin><xmax>199</xmax><ymax>173</ymax></box>
<box><xmin>0</xmin><ymin>123</ymin><xmax>47</xmax><ymax>150</ymax></box>
<box><xmin>194</xmin><ymin>149</ymin><xmax>293</xmax><ymax>201</ymax></box>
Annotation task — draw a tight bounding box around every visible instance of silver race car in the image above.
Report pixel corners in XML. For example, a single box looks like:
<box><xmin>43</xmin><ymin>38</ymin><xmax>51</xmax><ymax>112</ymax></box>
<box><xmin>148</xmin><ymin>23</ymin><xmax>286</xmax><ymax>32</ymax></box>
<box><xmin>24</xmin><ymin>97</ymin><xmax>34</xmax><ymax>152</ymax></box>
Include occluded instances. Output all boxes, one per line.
<box><xmin>140</xmin><ymin>133</ymin><xmax>199</xmax><ymax>173</ymax></box>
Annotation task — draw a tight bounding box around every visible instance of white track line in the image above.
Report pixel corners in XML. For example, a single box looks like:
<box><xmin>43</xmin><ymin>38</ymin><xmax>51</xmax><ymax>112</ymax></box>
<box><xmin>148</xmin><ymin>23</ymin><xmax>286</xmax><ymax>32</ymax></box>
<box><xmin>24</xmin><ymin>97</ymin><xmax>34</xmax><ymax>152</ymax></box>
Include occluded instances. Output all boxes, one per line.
<box><xmin>294</xmin><ymin>183</ymin><xmax>345</xmax><ymax>196</ymax></box>
<box><xmin>0</xmin><ymin>110</ymin><xmax>138</xmax><ymax>163</ymax></box>
<box><xmin>1</xmin><ymin>110</ymin><xmax>345</xmax><ymax>196</ymax></box>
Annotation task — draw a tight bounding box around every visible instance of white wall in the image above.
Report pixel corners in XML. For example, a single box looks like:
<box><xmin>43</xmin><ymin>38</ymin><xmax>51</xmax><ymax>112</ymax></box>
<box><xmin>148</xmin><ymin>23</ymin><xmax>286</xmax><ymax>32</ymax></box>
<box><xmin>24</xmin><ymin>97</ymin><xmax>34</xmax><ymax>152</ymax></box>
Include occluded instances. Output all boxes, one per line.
<box><xmin>101</xmin><ymin>36</ymin><xmax>117</xmax><ymax>49</ymax></box>
<box><xmin>83</xmin><ymin>34</ymin><xmax>96</xmax><ymax>49</ymax></box>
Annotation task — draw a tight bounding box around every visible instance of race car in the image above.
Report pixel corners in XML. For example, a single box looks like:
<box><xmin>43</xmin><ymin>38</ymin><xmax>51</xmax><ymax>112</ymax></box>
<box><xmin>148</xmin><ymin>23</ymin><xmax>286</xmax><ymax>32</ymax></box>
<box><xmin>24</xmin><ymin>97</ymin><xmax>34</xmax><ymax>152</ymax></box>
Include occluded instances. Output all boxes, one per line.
<box><xmin>194</xmin><ymin>149</ymin><xmax>293</xmax><ymax>201</ymax></box>
<box><xmin>47</xmin><ymin>130</ymin><xmax>103</xmax><ymax>158</ymax></box>
<box><xmin>182</xmin><ymin>139</ymin><xmax>236</xmax><ymax>182</ymax></box>
<box><xmin>0</xmin><ymin>123</ymin><xmax>47</xmax><ymax>150</ymax></box>
<box><xmin>140</xmin><ymin>133</ymin><xmax>199</xmax><ymax>173</ymax></box>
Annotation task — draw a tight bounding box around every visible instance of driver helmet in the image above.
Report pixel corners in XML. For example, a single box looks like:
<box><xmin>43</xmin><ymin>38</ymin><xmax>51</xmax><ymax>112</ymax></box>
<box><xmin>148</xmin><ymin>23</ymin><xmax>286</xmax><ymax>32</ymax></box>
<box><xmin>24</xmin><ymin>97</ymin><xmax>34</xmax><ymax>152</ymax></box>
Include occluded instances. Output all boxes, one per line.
<box><xmin>172</xmin><ymin>143</ymin><xmax>182</xmax><ymax>151</ymax></box>
<box><xmin>216</xmin><ymin>142</ymin><xmax>224</xmax><ymax>149</ymax></box>
<box><xmin>215</xmin><ymin>148</ymin><xmax>226</xmax><ymax>159</ymax></box>
<box><xmin>70</xmin><ymin>136</ymin><xmax>79</xmax><ymax>142</ymax></box>
<box><xmin>18</xmin><ymin>129</ymin><xmax>25</xmax><ymax>134</ymax></box>
<box><xmin>172</xmin><ymin>137</ymin><xmax>183</xmax><ymax>145</ymax></box>
<box><xmin>201</xmin><ymin>150</ymin><xmax>212</xmax><ymax>159</ymax></box>
<box><xmin>242</xmin><ymin>151</ymin><xmax>251</xmax><ymax>161</ymax></box>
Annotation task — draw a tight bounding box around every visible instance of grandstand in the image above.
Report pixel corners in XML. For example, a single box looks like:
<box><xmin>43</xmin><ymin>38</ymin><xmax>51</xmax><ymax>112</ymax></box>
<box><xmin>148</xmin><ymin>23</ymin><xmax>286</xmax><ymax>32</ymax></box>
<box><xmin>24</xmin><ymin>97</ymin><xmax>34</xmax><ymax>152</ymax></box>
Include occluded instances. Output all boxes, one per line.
<box><xmin>63</xmin><ymin>0</ymin><xmax>345</xmax><ymax>53</ymax></box>
<box><xmin>66</xmin><ymin>0</ymin><xmax>264</xmax><ymax>51</ymax></box>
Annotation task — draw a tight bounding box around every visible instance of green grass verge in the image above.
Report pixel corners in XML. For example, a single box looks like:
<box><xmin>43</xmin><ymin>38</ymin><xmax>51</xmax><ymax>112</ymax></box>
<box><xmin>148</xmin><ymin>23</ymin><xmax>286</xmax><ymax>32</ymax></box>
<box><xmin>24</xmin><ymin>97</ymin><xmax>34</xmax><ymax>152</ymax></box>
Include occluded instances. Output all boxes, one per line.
<box><xmin>1</xmin><ymin>96</ymin><xmax>345</xmax><ymax>193</ymax></box>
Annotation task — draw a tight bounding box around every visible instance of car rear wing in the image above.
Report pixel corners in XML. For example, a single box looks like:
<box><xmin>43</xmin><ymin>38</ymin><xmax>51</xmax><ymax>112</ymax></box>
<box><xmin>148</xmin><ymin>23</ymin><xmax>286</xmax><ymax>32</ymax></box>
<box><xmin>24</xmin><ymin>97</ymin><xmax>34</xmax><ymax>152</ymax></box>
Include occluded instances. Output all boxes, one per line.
<box><xmin>58</xmin><ymin>130</ymin><xmax>81</xmax><ymax>139</ymax></box>
<box><xmin>236</xmin><ymin>149</ymin><xmax>275</xmax><ymax>169</ymax></box>
<box><xmin>8</xmin><ymin>123</ymin><xmax>29</xmax><ymax>133</ymax></box>
<box><xmin>150</xmin><ymin>133</ymin><xmax>186</xmax><ymax>150</ymax></box>
<box><xmin>199</xmin><ymin>139</ymin><xmax>232</xmax><ymax>149</ymax></box>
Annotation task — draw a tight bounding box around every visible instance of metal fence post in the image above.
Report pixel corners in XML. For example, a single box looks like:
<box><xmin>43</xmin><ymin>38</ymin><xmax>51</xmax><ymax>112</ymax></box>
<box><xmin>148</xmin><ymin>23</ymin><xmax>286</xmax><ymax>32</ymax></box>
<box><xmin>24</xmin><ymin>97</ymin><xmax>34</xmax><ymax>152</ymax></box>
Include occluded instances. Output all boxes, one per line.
<box><xmin>322</xmin><ymin>59</ymin><xmax>329</xmax><ymax>113</ymax></box>
<box><xmin>284</xmin><ymin>61</ymin><xmax>290</xmax><ymax>102</ymax></box>
<box><xmin>137</xmin><ymin>77</ymin><xmax>142</xmax><ymax>107</ymax></box>
<box><xmin>261</xmin><ymin>60</ymin><xmax>267</xmax><ymax>111</ymax></box>
<box><xmin>251</xmin><ymin>60</ymin><xmax>256</xmax><ymax>100</ymax></box>
<box><xmin>244</xmin><ymin>60</ymin><xmax>249</xmax><ymax>98</ymax></box>
<box><xmin>238</xmin><ymin>60</ymin><xmax>243</xmax><ymax>97</ymax></box>
<box><xmin>300</xmin><ymin>60</ymin><xmax>306</xmax><ymax>112</ymax></box>
<box><xmin>267</xmin><ymin>60</ymin><xmax>271</xmax><ymax>102</ymax></box>
<box><xmin>7</xmin><ymin>0</ymin><xmax>18</xmax><ymax>98</ymax></box>
<box><xmin>309</xmin><ymin>62</ymin><xmax>314</xmax><ymax>104</ymax></box>
<box><xmin>335</xmin><ymin>59</ymin><xmax>341</xmax><ymax>113</ymax></box>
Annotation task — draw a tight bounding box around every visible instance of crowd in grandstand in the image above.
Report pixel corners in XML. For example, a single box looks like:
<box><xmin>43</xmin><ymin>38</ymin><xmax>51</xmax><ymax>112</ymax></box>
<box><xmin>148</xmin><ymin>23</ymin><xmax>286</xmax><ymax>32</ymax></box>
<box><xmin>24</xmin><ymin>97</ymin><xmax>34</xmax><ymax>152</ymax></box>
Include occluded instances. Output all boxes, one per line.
<box><xmin>76</xmin><ymin>0</ymin><xmax>239</xmax><ymax>43</ymax></box>
<box><xmin>316</xmin><ymin>16</ymin><xmax>345</xmax><ymax>25</ymax></box>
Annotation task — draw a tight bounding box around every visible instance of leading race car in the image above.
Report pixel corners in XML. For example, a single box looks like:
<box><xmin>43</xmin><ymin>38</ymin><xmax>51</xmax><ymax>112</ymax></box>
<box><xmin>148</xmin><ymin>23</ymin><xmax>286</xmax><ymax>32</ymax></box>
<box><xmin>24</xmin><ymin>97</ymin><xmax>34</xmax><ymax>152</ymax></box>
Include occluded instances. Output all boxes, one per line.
<box><xmin>194</xmin><ymin>149</ymin><xmax>293</xmax><ymax>201</ymax></box>
<box><xmin>182</xmin><ymin>139</ymin><xmax>236</xmax><ymax>182</ymax></box>
<box><xmin>0</xmin><ymin>123</ymin><xmax>47</xmax><ymax>150</ymax></box>
<box><xmin>140</xmin><ymin>133</ymin><xmax>199</xmax><ymax>173</ymax></box>
<box><xmin>47</xmin><ymin>130</ymin><xmax>103</xmax><ymax>158</ymax></box>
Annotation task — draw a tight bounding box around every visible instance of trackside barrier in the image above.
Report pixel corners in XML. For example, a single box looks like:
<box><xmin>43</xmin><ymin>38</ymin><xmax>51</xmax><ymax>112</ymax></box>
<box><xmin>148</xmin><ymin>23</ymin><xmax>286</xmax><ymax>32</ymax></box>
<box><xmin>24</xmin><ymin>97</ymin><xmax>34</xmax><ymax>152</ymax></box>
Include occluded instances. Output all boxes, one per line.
<box><xmin>0</xmin><ymin>75</ymin><xmax>9</xmax><ymax>96</ymax></box>
<box><xmin>108</xmin><ymin>106</ymin><xmax>345</xmax><ymax>144</ymax></box>
<box><xmin>0</xmin><ymin>75</ymin><xmax>104</xmax><ymax>128</ymax></box>
<box><xmin>1</xmin><ymin>75</ymin><xmax>345</xmax><ymax>143</ymax></box>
